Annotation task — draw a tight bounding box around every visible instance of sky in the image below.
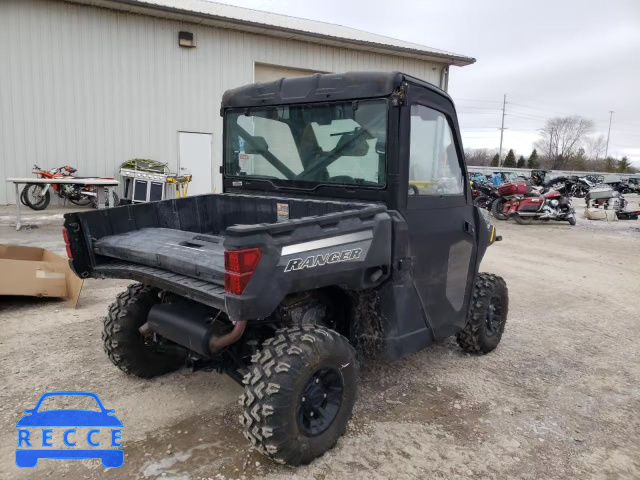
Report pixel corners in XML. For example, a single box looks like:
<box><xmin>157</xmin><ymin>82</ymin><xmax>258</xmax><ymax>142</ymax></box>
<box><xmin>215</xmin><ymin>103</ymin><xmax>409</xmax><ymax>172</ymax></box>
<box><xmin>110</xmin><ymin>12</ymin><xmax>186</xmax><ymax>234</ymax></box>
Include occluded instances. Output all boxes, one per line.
<box><xmin>217</xmin><ymin>0</ymin><xmax>640</xmax><ymax>166</ymax></box>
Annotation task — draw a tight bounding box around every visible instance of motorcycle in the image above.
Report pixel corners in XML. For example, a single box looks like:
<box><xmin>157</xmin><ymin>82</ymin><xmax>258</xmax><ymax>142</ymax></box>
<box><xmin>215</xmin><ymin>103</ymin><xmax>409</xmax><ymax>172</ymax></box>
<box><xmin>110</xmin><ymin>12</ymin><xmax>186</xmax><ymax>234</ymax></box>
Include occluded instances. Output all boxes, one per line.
<box><xmin>544</xmin><ymin>175</ymin><xmax>593</xmax><ymax>198</ymax></box>
<box><xmin>498</xmin><ymin>179</ymin><xmax>577</xmax><ymax>225</ymax></box>
<box><xmin>22</xmin><ymin>165</ymin><xmax>91</xmax><ymax>210</ymax></box>
<box><xmin>470</xmin><ymin>176</ymin><xmax>510</xmax><ymax>220</ymax></box>
<box><xmin>586</xmin><ymin>187</ymin><xmax>640</xmax><ymax>220</ymax></box>
<box><xmin>22</xmin><ymin>164</ymin><xmax>118</xmax><ymax>210</ymax></box>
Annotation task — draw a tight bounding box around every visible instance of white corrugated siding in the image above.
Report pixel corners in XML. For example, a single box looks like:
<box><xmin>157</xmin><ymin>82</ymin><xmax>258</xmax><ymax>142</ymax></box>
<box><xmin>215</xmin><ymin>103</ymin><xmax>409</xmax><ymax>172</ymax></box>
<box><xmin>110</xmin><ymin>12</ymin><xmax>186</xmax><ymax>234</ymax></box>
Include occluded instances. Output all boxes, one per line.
<box><xmin>0</xmin><ymin>0</ymin><xmax>445</xmax><ymax>204</ymax></box>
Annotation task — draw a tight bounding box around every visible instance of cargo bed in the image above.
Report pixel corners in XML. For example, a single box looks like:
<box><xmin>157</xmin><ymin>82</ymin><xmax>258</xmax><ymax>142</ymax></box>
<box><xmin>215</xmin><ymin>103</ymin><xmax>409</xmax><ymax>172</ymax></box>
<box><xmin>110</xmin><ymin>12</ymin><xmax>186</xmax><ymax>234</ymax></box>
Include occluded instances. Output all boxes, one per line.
<box><xmin>64</xmin><ymin>193</ymin><xmax>392</xmax><ymax>319</ymax></box>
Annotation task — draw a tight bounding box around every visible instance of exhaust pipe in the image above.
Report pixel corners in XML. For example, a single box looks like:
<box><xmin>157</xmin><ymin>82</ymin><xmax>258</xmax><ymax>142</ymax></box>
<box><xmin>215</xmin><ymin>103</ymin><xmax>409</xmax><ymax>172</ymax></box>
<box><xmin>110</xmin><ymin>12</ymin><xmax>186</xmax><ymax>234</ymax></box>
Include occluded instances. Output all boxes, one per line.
<box><xmin>208</xmin><ymin>320</ymin><xmax>247</xmax><ymax>351</ymax></box>
<box><xmin>141</xmin><ymin>302</ymin><xmax>245</xmax><ymax>356</ymax></box>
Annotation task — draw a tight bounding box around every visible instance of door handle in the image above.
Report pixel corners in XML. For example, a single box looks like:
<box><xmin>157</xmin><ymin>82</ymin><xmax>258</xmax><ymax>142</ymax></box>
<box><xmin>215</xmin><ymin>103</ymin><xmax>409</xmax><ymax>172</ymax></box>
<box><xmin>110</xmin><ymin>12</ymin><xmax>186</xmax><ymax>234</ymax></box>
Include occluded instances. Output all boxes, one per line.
<box><xmin>464</xmin><ymin>221</ymin><xmax>475</xmax><ymax>236</ymax></box>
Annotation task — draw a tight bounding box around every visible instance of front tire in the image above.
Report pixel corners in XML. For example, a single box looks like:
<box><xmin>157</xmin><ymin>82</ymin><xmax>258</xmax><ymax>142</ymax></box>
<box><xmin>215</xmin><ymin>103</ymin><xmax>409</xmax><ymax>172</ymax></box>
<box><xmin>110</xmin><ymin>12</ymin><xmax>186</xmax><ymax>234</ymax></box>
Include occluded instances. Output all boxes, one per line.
<box><xmin>456</xmin><ymin>273</ymin><xmax>508</xmax><ymax>354</ymax></box>
<box><xmin>512</xmin><ymin>214</ymin><xmax>535</xmax><ymax>225</ymax></box>
<box><xmin>240</xmin><ymin>325</ymin><xmax>358</xmax><ymax>466</ymax></box>
<box><xmin>23</xmin><ymin>184</ymin><xmax>51</xmax><ymax>211</ymax></box>
<box><xmin>473</xmin><ymin>195</ymin><xmax>492</xmax><ymax>210</ymax></box>
<box><xmin>103</xmin><ymin>284</ymin><xmax>187</xmax><ymax>378</ymax></box>
<box><xmin>491</xmin><ymin>198</ymin><xmax>508</xmax><ymax>220</ymax></box>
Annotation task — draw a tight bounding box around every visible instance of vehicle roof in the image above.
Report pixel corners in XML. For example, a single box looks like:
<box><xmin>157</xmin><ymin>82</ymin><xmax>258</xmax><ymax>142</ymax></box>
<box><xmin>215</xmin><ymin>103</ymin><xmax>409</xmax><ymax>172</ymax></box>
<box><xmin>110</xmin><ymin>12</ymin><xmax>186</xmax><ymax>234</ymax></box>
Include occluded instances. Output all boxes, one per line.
<box><xmin>221</xmin><ymin>71</ymin><xmax>453</xmax><ymax>109</ymax></box>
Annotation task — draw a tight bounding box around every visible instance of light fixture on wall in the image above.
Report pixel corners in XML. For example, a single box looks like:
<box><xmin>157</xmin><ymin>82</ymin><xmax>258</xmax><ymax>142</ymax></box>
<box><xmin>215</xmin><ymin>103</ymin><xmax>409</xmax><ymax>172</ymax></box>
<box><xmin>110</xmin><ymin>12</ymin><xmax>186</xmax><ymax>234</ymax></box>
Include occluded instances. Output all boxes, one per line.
<box><xmin>178</xmin><ymin>31</ymin><xmax>195</xmax><ymax>48</ymax></box>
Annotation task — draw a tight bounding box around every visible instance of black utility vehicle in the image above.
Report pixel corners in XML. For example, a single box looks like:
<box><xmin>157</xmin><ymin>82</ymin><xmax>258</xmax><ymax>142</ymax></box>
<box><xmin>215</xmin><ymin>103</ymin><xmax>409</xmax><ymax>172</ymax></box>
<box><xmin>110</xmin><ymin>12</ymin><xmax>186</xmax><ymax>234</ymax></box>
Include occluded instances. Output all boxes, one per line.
<box><xmin>64</xmin><ymin>72</ymin><xmax>508</xmax><ymax>466</ymax></box>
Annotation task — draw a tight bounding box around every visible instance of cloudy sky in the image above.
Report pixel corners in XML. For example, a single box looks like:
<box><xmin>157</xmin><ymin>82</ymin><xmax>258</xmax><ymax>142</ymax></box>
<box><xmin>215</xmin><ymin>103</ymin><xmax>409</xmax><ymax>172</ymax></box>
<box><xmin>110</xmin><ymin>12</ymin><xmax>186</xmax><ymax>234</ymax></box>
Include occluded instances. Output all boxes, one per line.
<box><xmin>220</xmin><ymin>0</ymin><xmax>640</xmax><ymax>166</ymax></box>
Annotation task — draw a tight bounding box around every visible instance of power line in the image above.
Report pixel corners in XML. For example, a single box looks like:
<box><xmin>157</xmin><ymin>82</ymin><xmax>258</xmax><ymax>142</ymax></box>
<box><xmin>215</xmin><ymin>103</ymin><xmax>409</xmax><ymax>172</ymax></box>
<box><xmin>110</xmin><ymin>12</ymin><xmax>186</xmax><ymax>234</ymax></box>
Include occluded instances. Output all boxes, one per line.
<box><xmin>453</xmin><ymin>98</ymin><xmax>502</xmax><ymax>104</ymax></box>
<box><xmin>456</xmin><ymin>111</ymin><xmax>502</xmax><ymax>115</ymax></box>
<box><xmin>504</xmin><ymin>101</ymin><xmax>640</xmax><ymax>129</ymax></box>
<box><xmin>456</xmin><ymin>106</ymin><xmax>503</xmax><ymax>110</ymax></box>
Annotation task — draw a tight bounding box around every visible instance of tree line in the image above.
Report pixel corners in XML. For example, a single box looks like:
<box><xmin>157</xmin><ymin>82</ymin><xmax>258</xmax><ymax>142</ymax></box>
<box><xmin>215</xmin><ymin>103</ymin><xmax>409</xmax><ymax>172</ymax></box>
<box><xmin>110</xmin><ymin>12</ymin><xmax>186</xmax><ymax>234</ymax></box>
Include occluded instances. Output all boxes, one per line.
<box><xmin>465</xmin><ymin>115</ymin><xmax>637</xmax><ymax>174</ymax></box>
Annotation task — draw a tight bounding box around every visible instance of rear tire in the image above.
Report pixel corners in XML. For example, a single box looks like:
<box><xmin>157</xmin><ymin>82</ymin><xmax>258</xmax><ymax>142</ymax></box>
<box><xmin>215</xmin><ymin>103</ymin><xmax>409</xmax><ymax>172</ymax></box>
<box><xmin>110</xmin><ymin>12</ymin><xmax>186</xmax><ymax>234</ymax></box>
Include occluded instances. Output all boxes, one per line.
<box><xmin>68</xmin><ymin>196</ymin><xmax>92</xmax><ymax>206</ymax></box>
<box><xmin>457</xmin><ymin>273</ymin><xmax>508</xmax><ymax>354</ymax></box>
<box><xmin>103</xmin><ymin>284</ymin><xmax>187</xmax><ymax>378</ymax></box>
<box><xmin>240</xmin><ymin>325</ymin><xmax>358</xmax><ymax>466</ymax></box>
<box><xmin>490</xmin><ymin>198</ymin><xmax>508</xmax><ymax>220</ymax></box>
<box><xmin>512</xmin><ymin>214</ymin><xmax>535</xmax><ymax>225</ymax></box>
<box><xmin>91</xmin><ymin>190</ymin><xmax>120</xmax><ymax>208</ymax></box>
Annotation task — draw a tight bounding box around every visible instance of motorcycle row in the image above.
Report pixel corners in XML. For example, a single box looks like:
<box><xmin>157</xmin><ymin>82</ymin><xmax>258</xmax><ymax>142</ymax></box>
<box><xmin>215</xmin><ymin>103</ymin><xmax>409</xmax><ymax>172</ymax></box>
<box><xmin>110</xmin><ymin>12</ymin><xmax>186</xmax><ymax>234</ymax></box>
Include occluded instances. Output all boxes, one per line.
<box><xmin>20</xmin><ymin>164</ymin><xmax>119</xmax><ymax>211</ymax></box>
<box><xmin>471</xmin><ymin>172</ymin><xmax>640</xmax><ymax>226</ymax></box>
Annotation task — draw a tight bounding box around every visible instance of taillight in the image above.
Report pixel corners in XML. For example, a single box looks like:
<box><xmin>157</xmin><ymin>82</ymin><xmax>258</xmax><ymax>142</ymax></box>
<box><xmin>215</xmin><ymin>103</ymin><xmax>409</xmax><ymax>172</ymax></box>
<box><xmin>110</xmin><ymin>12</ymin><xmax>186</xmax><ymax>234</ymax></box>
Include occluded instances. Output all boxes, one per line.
<box><xmin>224</xmin><ymin>248</ymin><xmax>261</xmax><ymax>295</ymax></box>
<box><xmin>62</xmin><ymin>228</ymin><xmax>73</xmax><ymax>259</ymax></box>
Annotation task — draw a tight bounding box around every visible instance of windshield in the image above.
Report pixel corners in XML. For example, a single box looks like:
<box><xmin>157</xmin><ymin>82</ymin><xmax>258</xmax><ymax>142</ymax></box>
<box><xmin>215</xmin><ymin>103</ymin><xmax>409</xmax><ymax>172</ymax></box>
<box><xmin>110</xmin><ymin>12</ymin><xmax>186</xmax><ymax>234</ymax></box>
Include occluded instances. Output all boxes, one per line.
<box><xmin>224</xmin><ymin>99</ymin><xmax>387</xmax><ymax>189</ymax></box>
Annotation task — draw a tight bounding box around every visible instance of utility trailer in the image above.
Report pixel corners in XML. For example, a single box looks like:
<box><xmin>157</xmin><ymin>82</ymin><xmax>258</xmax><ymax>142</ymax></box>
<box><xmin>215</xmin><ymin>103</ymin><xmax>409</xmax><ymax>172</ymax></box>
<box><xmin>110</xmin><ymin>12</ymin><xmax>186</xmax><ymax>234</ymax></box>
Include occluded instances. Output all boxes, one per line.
<box><xmin>64</xmin><ymin>71</ymin><xmax>508</xmax><ymax>465</ymax></box>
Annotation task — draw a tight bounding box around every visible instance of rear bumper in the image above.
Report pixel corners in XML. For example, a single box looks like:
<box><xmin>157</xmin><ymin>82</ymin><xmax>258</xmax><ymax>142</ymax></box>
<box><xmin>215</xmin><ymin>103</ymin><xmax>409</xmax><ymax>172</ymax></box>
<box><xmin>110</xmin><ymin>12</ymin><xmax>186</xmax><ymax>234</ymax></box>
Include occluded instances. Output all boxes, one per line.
<box><xmin>94</xmin><ymin>261</ymin><xmax>226</xmax><ymax>311</ymax></box>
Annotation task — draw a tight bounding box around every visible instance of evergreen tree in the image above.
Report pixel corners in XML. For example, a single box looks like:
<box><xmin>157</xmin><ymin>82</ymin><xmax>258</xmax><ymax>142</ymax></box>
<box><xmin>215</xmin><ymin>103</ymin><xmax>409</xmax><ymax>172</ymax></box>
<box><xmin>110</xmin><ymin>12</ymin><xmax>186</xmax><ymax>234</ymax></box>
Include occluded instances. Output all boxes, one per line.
<box><xmin>490</xmin><ymin>154</ymin><xmax>499</xmax><ymax>167</ymax></box>
<box><xmin>503</xmin><ymin>149</ymin><xmax>517</xmax><ymax>167</ymax></box>
<box><xmin>527</xmin><ymin>149</ymin><xmax>539</xmax><ymax>169</ymax></box>
<box><xmin>618</xmin><ymin>156</ymin><xmax>631</xmax><ymax>173</ymax></box>
<box><xmin>604</xmin><ymin>157</ymin><xmax>616</xmax><ymax>173</ymax></box>
<box><xmin>517</xmin><ymin>156</ymin><xmax>526</xmax><ymax>168</ymax></box>
<box><xmin>573</xmin><ymin>147</ymin><xmax>587</xmax><ymax>171</ymax></box>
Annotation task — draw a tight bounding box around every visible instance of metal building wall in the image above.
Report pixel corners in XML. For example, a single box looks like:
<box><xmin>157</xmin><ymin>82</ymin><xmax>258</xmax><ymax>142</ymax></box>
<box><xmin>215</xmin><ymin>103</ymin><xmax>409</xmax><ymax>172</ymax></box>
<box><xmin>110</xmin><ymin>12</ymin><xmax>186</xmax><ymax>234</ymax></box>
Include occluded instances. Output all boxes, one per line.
<box><xmin>0</xmin><ymin>0</ymin><xmax>445</xmax><ymax>204</ymax></box>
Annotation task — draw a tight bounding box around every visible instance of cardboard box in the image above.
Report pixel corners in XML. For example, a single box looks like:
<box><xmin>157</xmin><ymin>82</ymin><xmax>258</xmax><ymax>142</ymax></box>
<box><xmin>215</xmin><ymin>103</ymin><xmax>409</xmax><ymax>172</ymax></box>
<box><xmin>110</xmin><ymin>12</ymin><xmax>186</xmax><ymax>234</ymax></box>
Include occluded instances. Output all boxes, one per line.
<box><xmin>0</xmin><ymin>245</ymin><xmax>83</xmax><ymax>307</ymax></box>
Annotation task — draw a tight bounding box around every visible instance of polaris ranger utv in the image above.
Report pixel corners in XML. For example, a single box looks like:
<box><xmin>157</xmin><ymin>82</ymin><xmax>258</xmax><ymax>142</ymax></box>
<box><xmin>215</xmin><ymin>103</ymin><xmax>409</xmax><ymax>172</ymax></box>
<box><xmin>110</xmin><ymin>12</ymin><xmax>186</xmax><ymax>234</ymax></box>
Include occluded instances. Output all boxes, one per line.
<box><xmin>63</xmin><ymin>72</ymin><xmax>507</xmax><ymax>466</ymax></box>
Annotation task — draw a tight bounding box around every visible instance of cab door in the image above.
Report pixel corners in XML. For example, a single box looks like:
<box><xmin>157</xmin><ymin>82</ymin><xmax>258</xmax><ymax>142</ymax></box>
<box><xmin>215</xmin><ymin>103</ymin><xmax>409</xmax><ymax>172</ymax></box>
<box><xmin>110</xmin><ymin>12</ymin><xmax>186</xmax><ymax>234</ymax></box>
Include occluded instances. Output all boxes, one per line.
<box><xmin>400</xmin><ymin>86</ymin><xmax>479</xmax><ymax>340</ymax></box>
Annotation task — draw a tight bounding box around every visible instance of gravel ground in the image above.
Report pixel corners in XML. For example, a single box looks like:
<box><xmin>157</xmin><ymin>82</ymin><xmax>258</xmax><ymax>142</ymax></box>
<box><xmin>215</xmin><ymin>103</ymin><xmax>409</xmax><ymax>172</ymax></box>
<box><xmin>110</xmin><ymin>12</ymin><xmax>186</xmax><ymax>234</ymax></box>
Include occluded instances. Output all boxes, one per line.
<box><xmin>1</xmin><ymin>198</ymin><xmax>639</xmax><ymax>480</ymax></box>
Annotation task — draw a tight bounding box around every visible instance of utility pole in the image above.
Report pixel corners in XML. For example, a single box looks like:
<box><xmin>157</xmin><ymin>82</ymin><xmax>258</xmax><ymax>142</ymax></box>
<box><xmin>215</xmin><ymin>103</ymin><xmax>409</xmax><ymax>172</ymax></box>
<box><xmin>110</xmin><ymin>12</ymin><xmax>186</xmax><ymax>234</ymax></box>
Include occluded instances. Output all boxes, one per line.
<box><xmin>498</xmin><ymin>94</ymin><xmax>507</xmax><ymax>168</ymax></box>
<box><xmin>604</xmin><ymin>110</ymin><xmax>614</xmax><ymax>159</ymax></box>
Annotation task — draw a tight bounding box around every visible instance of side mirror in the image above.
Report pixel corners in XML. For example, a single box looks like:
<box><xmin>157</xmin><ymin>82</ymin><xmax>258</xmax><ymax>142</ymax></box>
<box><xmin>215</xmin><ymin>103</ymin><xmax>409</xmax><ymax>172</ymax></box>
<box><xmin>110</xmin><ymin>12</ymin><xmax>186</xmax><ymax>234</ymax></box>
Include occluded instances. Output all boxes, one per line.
<box><xmin>24</xmin><ymin>409</ymin><xmax>34</xmax><ymax>414</ymax></box>
<box><xmin>243</xmin><ymin>136</ymin><xmax>269</xmax><ymax>155</ymax></box>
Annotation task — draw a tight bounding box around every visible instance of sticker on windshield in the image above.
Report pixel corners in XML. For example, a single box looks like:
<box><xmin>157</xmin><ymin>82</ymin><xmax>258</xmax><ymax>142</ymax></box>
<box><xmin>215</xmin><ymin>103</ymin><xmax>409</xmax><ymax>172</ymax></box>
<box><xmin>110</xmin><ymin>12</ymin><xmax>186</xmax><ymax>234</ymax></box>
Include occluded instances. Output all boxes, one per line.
<box><xmin>15</xmin><ymin>391</ymin><xmax>123</xmax><ymax>469</ymax></box>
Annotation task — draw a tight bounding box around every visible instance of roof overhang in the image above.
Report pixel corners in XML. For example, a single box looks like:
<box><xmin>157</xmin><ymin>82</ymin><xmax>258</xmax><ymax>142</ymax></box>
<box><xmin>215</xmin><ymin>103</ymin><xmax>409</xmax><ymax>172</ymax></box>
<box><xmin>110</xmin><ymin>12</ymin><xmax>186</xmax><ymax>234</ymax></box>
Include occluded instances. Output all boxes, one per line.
<box><xmin>62</xmin><ymin>0</ymin><xmax>476</xmax><ymax>66</ymax></box>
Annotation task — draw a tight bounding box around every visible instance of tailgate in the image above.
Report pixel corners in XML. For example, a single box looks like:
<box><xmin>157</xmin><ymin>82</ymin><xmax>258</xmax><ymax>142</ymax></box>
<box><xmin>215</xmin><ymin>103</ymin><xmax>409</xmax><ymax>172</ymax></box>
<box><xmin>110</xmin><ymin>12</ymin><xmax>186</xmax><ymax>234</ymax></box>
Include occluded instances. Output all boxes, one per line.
<box><xmin>94</xmin><ymin>228</ymin><xmax>225</xmax><ymax>285</ymax></box>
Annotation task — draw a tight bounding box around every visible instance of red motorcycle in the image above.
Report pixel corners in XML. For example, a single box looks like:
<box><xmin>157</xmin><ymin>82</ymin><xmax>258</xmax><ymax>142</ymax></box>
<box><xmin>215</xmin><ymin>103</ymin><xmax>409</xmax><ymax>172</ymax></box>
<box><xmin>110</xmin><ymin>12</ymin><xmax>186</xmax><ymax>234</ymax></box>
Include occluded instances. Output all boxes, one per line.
<box><xmin>498</xmin><ymin>181</ymin><xmax>577</xmax><ymax>226</ymax></box>
<box><xmin>22</xmin><ymin>164</ymin><xmax>118</xmax><ymax>210</ymax></box>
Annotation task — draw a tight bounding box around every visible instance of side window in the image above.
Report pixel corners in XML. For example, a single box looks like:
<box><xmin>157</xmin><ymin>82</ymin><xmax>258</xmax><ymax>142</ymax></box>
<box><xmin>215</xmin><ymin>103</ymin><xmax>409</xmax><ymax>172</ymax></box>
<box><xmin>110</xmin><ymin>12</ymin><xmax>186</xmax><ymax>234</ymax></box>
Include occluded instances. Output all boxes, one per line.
<box><xmin>409</xmin><ymin>105</ymin><xmax>464</xmax><ymax>196</ymax></box>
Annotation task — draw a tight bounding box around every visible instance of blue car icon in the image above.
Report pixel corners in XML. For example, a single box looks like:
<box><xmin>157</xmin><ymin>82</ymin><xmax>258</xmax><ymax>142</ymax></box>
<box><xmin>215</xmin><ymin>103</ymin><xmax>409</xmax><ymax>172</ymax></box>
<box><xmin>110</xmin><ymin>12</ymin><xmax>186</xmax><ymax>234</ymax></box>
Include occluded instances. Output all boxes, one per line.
<box><xmin>16</xmin><ymin>391</ymin><xmax>123</xmax><ymax>468</ymax></box>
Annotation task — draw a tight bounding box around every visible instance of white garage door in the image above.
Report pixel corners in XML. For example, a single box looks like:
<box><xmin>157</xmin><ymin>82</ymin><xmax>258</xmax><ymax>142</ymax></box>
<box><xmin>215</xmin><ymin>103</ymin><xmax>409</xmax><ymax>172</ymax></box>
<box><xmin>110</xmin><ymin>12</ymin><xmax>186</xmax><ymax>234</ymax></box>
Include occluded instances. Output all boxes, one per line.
<box><xmin>254</xmin><ymin>63</ymin><xmax>325</xmax><ymax>83</ymax></box>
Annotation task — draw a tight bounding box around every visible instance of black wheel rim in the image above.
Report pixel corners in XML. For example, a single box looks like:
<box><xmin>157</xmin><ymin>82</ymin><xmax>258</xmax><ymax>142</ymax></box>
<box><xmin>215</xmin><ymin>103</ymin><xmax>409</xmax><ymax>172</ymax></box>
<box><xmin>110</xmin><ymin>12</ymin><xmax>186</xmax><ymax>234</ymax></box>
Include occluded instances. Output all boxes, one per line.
<box><xmin>297</xmin><ymin>367</ymin><xmax>343</xmax><ymax>436</ymax></box>
<box><xmin>485</xmin><ymin>295</ymin><xmax>503</xmax><ymax>337</ymax></box>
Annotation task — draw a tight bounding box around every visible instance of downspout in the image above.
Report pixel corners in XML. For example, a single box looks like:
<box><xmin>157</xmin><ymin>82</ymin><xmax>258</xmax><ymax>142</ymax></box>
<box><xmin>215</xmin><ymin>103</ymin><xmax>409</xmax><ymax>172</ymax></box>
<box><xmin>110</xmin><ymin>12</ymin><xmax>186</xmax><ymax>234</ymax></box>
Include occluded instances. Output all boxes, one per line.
<box><xmin>439</xmin><ymin>65</ymin><xmax>450</xmax><ymax>92</ymax></box>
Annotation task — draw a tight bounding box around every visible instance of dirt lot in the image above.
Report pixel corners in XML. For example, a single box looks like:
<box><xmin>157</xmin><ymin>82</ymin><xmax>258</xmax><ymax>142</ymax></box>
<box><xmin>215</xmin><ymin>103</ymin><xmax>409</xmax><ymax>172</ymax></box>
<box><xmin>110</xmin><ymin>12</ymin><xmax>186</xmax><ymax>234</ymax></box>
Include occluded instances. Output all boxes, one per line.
<box><xmin>1</xmin><ymin>199</ymin><xmax>639</xmax><ymax>480</ymax></box>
